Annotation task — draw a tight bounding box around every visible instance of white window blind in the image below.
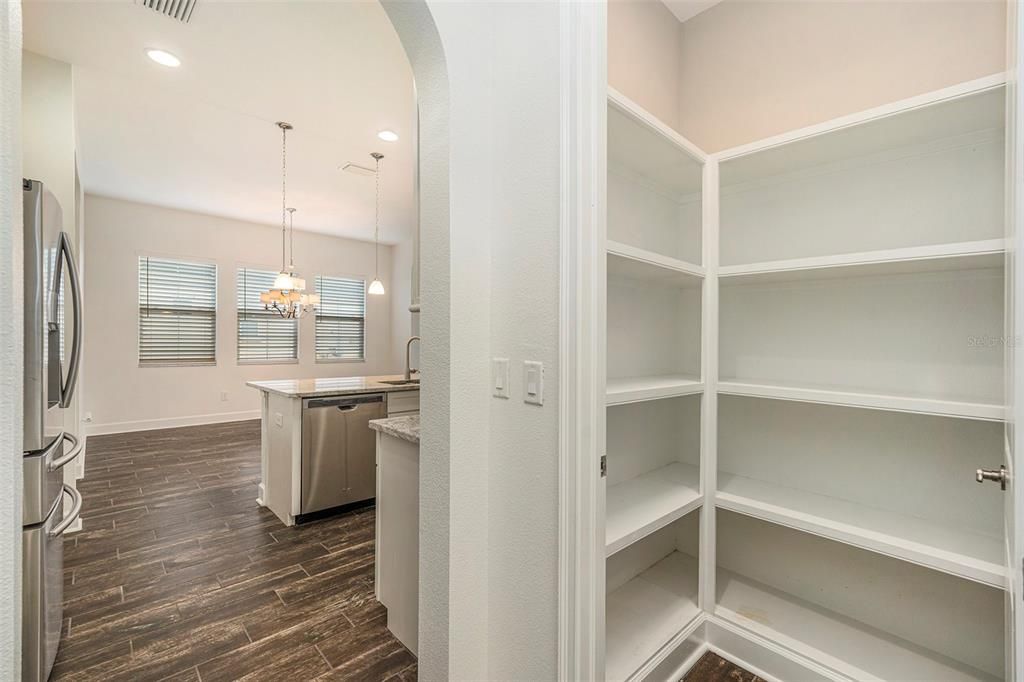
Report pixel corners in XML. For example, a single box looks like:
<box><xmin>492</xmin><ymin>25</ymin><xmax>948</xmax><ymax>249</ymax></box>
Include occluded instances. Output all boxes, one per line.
<box><xmin>315</xmin><ymin>275</ymin><xmax>365</xmax><ymax>361</ymax></box>
<box><xmin>237</xmin><ymin>268</ymin><xmax>298</xmax><ymax>363</ymax></box>
<box><xmin>138</xmin><ymin>256</ymin><xmax>217</xmax><ymax>365</ymax></box>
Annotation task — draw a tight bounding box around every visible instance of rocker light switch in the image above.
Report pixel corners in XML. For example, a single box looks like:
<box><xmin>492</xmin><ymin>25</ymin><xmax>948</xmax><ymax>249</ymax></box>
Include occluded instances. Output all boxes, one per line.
<box><xmin>523</xmin><ymin>360</ymin><xmax>544</xmax><ymax>405</ymax></box>
<box><xmin>493</xmin><ymin>358</ymin><xmax>510</xmax><ymax>399</ymax></box>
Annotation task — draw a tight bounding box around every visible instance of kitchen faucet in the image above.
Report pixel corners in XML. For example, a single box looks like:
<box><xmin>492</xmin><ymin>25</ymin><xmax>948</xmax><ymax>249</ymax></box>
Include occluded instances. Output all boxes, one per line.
<box><xmin>405</xmin><ymin>336</ymin><xmax>421</xmax><ymax>382</ymax></box>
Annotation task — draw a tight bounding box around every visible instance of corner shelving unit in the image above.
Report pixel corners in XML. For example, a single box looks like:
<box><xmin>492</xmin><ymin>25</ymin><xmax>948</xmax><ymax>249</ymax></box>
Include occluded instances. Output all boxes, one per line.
<box><xmin>596</xmin><ymin>73</ymin><xmax>1012</xmax><ymax>682</ymax></box>
<box><xmin>716</xmin><ymin>380</ymin><xmax>1005</xmax><ymax>421</ymax></box>
<box><xmin>713</xmin><ymin>73</ymin><xmax>1008</xmax><ymax>681</ymax></box>
<box><xmin>606</xmin><ymin>461</ymin><xmax>701</xmax><ymax>556</ymax></box>
<box><xmin>606</xmin><ymin>375</ymin><xmax>703</xmax><ymax>406</ymax></box>
<box><xmin>606</xmin><ymin>543</ymin><xmax>700</xmax><ymax>682</ymax></box>
<box><xmin>718</xmin><ymin>238</ymin><xmax>1005</xmax><ymax>284</ymax></box>
<box><xmin>603</xmin><ymin>88</ymin><xmax>708</xmax><ymax>680</ymax></box>
<box><xmin>717</xmin><ymin>470</ymin><xmax>1005</xmax><ymax>587</ymax></box>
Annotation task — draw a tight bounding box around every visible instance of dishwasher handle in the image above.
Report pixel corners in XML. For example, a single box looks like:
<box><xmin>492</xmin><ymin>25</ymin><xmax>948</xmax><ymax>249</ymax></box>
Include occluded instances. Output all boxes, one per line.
<box><xmin>305</xmin><ymin>393</ymin><xmax>385</xmax><ymax>409</ymax></box>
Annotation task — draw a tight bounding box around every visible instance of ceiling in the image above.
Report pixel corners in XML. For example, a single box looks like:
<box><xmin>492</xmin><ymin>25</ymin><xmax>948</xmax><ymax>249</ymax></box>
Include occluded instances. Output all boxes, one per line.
<box><xmin>22</xmin><ymin>0</ymin><xmax>416</xmax><ymax>244</ymax></box>
<box><xmin>661</xmin><ymin>0</ymin><xmax>725</xmax><ymax>24</ymax></box>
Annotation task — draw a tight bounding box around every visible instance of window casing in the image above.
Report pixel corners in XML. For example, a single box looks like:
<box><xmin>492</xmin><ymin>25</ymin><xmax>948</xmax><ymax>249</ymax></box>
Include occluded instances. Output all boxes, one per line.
<box><xmin>315</xmin><ymin>275</ymin><xmax>366</xmax><ymax>362</ymax></box>
<box><xmin>237</xmin><ymin>267</ymin><xmax>299</xmax><ymax>363</ymax></box>
<box><xmin>138</xmin><ymin>256</ymin><xmax>217</xmax><ymax>366</ymax></box>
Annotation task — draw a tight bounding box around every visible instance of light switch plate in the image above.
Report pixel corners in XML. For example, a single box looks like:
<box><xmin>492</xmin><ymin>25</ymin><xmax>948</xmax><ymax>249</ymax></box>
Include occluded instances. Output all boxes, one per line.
<box><xmin>523</xmin><ymin>360</ymin><xmax>544</xmax><ymax>405</ymax></box>
<box><xmin>493</xmin><ymin>357</ymin><xmax>510</xmax><ymax>399</ymax></box>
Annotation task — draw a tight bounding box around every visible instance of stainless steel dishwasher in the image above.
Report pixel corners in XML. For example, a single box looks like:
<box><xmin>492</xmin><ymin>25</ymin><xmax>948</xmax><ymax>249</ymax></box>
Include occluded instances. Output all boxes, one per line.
<box><xmin>301</xmin><ymin>393</ymin><xmax>385</xmax><ymax>514</ymax></box>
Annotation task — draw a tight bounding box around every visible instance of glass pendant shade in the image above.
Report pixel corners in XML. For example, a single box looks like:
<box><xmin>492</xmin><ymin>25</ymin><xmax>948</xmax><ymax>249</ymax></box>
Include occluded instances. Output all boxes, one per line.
<box><xmin>368</xmin><ymin>153</ymin><xmax>386</xmax><ymax>296</ymax></box>
<box><xmin>272</xmin><ymin>272</ymin><xmax>305</xmax><ymax>291</ymax></box>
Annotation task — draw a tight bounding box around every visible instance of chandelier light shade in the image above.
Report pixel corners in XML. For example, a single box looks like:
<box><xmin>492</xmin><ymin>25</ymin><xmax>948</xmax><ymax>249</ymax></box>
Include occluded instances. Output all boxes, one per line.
<box><xmin>369</xmin><ymin>152</ymin><xmax>386</xmax><ymax>296</ymax></box>
<box><xmin>262</xmin><ymin>123</ymin><xmax>319</xmax><ymax>318</ymax></box>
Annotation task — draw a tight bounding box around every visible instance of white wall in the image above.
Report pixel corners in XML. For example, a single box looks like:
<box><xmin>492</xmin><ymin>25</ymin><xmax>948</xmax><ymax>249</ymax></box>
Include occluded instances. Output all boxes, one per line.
<box><xmin>608</xmin><ymin>0</ymin><xmax>682</xmax><ymax>130</ymax></box>
<box><xmin>21</xmin><ymin>51</ymin><xmax>74</xmax><ymax>235</ymax></box>
<box><xmin>390</xmin><ymin>236</ymin><xmax>414</xmax><ymax>369</ymax></box>
<box><xmin>677</xmin><ymin>0</ymin><xmax>1006</xmax><ymax>151</ymax></box>
<box><xmin>607</xmin><ymin>1</ymin><xmax>1006</xmax><ymax>151</ymax></box>
<box><xmin>484</xmin><ymin>2</ymin><xmax>561</xmax><ymax>678</ymax></box>
<box><xmin>0</xmin><ymin>3</ymin><xmax>23</xmax><ymax>676</ymax></box>
<box><xmin>380</xmin><ymin>2</ymin><xmax>461</xmax><ymax>677</ymax></box>
<box><xmin>384</xmin><ymin>1</ymin><xmax>565</xmax><ymax>679</ymax></box>
<box><xmin>82</xmin><ymin>195</ymin><xmax>406</xmax><ymax>434</ymax></box>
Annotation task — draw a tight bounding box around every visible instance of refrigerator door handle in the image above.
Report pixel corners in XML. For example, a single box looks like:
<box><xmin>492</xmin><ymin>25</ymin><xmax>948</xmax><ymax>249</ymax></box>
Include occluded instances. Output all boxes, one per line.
<box><xmin>48</xmin><ymin>484</ymin><xmax>82</xmax><ymax>537</ymax></box>
<box><xmin>48</xmin><ymin>432</ymin><xmax>83</xmax><ymax>472</ymax></box>
<box><xmin>52</xmin><ymin>232</ymin><xmax>82</xmax><ymax>407</ymax></box>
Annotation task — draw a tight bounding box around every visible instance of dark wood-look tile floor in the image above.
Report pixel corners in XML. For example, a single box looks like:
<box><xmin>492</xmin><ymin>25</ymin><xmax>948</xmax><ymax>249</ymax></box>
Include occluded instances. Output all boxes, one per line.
<box><xmin>684</xmin><ymin>653</ymin><xmax>764</xmax><ymax>682</ymax></box>
<box><xmin>56</xmin><ymin>420</ymin><xmax>416</xmax><ymax>682</ymax></box>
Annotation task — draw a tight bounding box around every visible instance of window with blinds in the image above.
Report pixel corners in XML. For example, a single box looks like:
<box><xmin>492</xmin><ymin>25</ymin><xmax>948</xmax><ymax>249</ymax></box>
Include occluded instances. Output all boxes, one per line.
<box><xmin>236</xmin><ymin>268</ymin><xmax>298</xmax><ymax>363</ymax></box>
<box><xmin>138</xmin><ymin>256</ymin><xmax>217</xmax><ymax>365</ymax></box>
<box><xmin>315</xmin><ymin>275</ymin><xmax>366</xmax><ymax>361</ymax></box>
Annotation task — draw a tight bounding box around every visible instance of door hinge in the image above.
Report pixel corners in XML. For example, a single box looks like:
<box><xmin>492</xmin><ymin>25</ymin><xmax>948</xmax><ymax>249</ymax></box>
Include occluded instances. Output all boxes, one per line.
<box><xmin>600</xmin><ymin>455</ymin><xmax>607</xmax><ymax>478</ymax></box>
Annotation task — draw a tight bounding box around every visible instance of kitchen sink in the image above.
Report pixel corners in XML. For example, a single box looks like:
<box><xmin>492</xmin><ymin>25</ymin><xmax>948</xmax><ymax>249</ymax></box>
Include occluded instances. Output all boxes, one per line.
<box><xmin>380</xmin><ymin>379</ymin><xmax>420</xmax><ymax>385</ymax></box>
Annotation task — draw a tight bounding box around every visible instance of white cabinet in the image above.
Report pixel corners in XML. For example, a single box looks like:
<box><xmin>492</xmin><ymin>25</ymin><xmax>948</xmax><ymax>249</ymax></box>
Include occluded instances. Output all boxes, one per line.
<box><xmin>598</xmin><ymin>74</ymin><xmax>1018</xmax><ymax>681</ymax></box>
<box><xmin>387</xmin><ymin>389</ymin><xmax>420</xmax><ymax>416</ymax></box>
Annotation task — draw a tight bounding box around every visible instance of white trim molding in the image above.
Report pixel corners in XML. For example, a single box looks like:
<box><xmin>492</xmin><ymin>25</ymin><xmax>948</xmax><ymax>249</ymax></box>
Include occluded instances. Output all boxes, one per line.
<box><xmin>558</xmin><ymin>0</ymin><xmax>606</xmax><ymax>679</ymax></box>
<box><xmin>84</xmin><ymin>410</ymin><xmax>260</xmax><ymax>436</ymax></box>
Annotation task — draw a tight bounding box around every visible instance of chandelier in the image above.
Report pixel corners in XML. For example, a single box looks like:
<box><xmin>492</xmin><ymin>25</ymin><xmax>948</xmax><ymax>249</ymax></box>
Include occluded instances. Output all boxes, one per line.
<box><xmin>261</xmin><ymin>121</ymin><xmax>319</xmax><ymax>318</ymax></box>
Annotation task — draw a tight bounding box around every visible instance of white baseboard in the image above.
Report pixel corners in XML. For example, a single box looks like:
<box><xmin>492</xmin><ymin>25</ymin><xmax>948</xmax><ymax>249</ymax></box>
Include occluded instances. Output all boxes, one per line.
<box><xmin>644</xmin><ymin>616</ymin><xmax>708</xmax><ymax>681</ymax></box>
<box><xmin>705</xmin><ymin>616</ymin><xmax>839</xmax><ymax>682</ymax></box>
<box><xmin>646</xmin><ymin>618</ymin><xmax>709</xmax><ymax>681</ymax></box>
<box><xmin>85</xmin><ymin>410</ymin><xmax>260</xmax><ymax>436</ymax></box>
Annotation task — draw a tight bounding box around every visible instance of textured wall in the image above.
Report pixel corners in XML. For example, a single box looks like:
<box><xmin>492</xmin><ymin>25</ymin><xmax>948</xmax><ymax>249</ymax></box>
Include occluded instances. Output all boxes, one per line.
<box><xmin>383</xmin><ymin>2</ymin><xmax>564</xmax><ymax>679</ymax></box>
<box><xmin>0</xmin><ymin>2</ymin><xmax>23</xmax><ymax>675</ymax></box>
<box><xmin>379</xmin><ymin>2</ymin><xmax>455</xmax><ymax>678</ymax></box>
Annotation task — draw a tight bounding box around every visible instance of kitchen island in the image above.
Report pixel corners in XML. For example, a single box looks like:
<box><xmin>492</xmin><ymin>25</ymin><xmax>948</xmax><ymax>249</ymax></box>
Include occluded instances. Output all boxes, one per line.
<box><xmin>369</xmin><ymin>413</ymin><xmax>420</xmax><ymax>655</ymax></box>
<box><xmin>247</xmin><ymin>375</ymin><xmax>419</xmax><ymax>526</ymax></box>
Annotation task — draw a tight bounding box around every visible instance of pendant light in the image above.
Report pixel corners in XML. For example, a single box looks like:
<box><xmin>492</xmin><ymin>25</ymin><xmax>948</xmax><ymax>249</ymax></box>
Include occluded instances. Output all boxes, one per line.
<box><xmin>368</xmin><ymin>152</ymin><xmax>386</xmax><ymax>296</ymax></box>
<box><xmin>260</xmin><ymin>122</ymin><xmax>319</xmax><ymax>318</ymax></box>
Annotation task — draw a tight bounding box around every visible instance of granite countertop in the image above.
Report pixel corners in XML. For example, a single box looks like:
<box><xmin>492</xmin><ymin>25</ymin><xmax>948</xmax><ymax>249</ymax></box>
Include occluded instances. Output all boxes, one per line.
<box><xmin>246</xmin><ymin>375</ymin><xmax>419</xmax><ymax>398</ymax></box>
<box><xmin>369</xmin><ymin>415</ymin><xmax>420</xmax><ymax>444</ymax></box>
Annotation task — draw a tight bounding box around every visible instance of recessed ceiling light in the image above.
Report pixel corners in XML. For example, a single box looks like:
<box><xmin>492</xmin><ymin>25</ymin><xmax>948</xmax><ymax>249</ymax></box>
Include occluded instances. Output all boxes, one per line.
<box><xmin>377</xmin><ymin>130</ymin><xmax>399</xmax><ymax>142</ymax></box>
<box><xmin>146</xmin><ymin>49</ymin><xmax>181</xmax><ymax>68</ymax></box>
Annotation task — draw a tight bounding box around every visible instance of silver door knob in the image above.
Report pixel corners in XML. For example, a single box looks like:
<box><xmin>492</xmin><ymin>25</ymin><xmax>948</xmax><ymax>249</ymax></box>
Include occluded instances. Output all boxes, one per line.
<box><xmin>976</xmin><ymin>465</ymin><xmax>1008</xmax><ymax>491</ymax></box>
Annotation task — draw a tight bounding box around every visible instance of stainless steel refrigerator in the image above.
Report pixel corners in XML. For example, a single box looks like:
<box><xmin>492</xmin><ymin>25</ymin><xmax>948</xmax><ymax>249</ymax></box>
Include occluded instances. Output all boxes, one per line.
<box><xmin>22</xmin><ymin>179</ymin><xmax>83</xmax><ymax>682</ymax></box>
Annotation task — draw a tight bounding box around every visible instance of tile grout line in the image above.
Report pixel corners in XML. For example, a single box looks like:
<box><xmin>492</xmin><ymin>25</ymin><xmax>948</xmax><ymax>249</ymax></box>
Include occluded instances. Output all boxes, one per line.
<box><xmin>314</xmin><ymin>644</ymin><xmax>333</xmax><ymax>670</ymax></box>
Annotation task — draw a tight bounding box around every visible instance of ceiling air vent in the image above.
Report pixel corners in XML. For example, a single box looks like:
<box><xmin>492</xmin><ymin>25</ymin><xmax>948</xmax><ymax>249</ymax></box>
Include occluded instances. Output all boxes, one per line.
<box><xmin>136</xmin><ymin>0</ymin><xmax>197</xmax><ymax>24</ymax></box>
<box><xmin>339</xmin><ymin>162</ymin><xmax>376</xmax><ymax>177</ymax></box>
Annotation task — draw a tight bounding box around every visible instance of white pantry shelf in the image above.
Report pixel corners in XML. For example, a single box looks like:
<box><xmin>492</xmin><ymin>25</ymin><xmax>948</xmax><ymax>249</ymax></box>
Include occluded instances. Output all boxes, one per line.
<box><xmin>607</xmin><ymin>462</ymin><xmax>701</xmax><ymax>556</ymax></box>
<box><xmin>606</xmin><ymin>551</ymin><xmax>700</xmax><ymax>682</ymax></box>
<box><xmin>719</xmin><ymin>239</ymin><xmax>1005</xmax><ymax>285</ymax></box>
<box><xmin>717</xmin><ymin>75</ymin><xmax>1005</xmax><ymax>186</ymax></box>
<box><xmin>716</xmin><ymin>569</ymin><xmax>1000</xmax><ymax>682</ymax></box>
<box><xmin>608</xmin><ymin>87</ymin><xmax>706</xmax><ymax>192</ymax></box>
<box><xmin>607</xmin><ymin>375</ymin><xmax>703</xmax><ymax>406</ymax></box>
<box><xmin>717</xmin><ymin>380</ymin><xmax>1005</xmax><ymax>422</ymax></box>
<box><xmin>608</xmin><ymin>240</ymin><xmax>704</xmax><ymax>286</ymax></box>
<box><xmin>717</xmin><ymin>472</ymin><xmax>1005</xmax><ymax>588</ymax></box>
